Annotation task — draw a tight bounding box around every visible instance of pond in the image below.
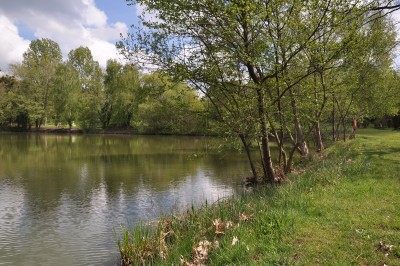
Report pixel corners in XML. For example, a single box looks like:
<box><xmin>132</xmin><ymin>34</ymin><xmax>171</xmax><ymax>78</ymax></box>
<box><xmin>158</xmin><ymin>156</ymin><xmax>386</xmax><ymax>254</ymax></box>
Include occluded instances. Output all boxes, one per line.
<box><xmin>0</xmin><ymin>133</ymin><xmax>251</xmax><ymax>265</ymax></box>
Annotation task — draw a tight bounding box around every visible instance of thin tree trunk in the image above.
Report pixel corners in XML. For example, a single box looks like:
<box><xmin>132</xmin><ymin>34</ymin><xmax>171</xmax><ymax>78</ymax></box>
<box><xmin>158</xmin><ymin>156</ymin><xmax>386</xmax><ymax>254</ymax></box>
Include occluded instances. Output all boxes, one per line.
<box><xmin>342</xmin><ymin>118</ymin><xmax>346</xmax><ymax>141</ymax></box>
<box><xmin>273</xmin><ymin>40</ymin><xmax>286</xmax><ymax>169</ymax></box>
<box><xmin>332</xmin><ymin>92</ymin><xmax>336</xmax><ymax>141</ymax></box>
<box><xmin>289</xmin><ymin>90</ymin><xmax>309</xmax><ymax>157</ymax></box>
<box><xmin>285</xmin><ymin>143</ymin><xmax>299</xmax><ymax>174</ymax></box>
<box><xmin>268</xmin><ymin>121</ymin><xmax>287</xmax><ymax>170</ymax></box>
<box><xmin>315</xmin><ymin>120</ymin><xmax>324</xmax><ymax>152</ymax></box>
<box><xmin>256</xmin><ymin>88</ymin><xmax>276</xmax><ymax>183</ymax></box>
<box><xmin>336</xmin><ymin>120</ymin><xmax>341</xmax><ymax>140</ymax></box>
<box><xmin>239</xmin><ymin>134</ymin><xmax>258</xmax><ymax>181</ymax></box>
<box><xmin>314</xmin><ymin>73</ymin><xmax>324</xmax><ymax>152</ymax></box>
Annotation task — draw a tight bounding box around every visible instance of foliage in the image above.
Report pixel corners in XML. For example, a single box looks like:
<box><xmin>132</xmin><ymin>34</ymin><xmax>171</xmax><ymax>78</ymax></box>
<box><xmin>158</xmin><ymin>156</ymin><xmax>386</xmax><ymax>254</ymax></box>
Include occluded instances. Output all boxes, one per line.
<box><xmin>9</xmin><ymin>38</ymin><xmax>62</xmax><ymax>128</ymax></box>
<box><xmin>53</xmin><ymin>63</ymin><xmax>80</xmax><ymax>129</ymax></box>
<box><xmin>119</xmin><ymin>0</ymin><xmax>400</xmax><ymax>181</ymax></box>
<box><xmin>103</xmin><ymin>60</ymin><xmax>140</xmax><ymax>128</ymax></box>
<box><xmin>1</xmin><ymin>38</ymin><xmax>208</xmax><ymax>134</ymax></box>
<box><xmin>67</xmin><ymin>46</ymin><xmax>104</xmax><ymax>130</ymax></box>
<box><xmin>135</xmin><ymin>72</ymin><xmax>206</xmax><ymax>134</ymax></box>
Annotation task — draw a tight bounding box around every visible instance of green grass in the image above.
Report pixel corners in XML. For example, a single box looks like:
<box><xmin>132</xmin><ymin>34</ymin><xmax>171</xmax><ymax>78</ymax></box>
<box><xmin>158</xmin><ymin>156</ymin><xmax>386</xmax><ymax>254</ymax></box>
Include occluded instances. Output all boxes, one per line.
<box><xmin>115</xmin><ymin>128</ymin><xmax>400</xmax><ymax>265</ymax></box>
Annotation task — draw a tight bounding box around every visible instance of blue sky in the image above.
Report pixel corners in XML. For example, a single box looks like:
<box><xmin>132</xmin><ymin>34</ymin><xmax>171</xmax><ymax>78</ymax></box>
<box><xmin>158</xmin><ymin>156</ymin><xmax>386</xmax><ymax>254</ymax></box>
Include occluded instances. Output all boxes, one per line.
<box><xmin>96</xmin><ymin>0</ymin><xmax>137</xmax><ymax>26</ymax></box>
<box><xmin>0</xmin><ymin>0</ymin><xmax>139</xmax><ymax>71</ymax></box>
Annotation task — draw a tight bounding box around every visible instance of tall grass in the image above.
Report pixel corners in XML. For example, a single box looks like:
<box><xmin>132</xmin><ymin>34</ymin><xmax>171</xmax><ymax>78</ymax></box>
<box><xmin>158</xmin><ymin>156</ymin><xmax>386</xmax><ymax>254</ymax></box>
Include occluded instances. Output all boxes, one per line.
<box><xmin>115</xmin><ymin>129</ymin><xmax>400</xmax><ymax>265</ymax></box>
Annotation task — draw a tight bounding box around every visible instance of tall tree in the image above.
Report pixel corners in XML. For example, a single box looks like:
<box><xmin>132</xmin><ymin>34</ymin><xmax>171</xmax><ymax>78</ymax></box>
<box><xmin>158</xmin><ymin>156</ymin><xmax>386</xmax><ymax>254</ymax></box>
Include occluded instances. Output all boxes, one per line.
<box><xmin>53</xmin><ymin>63</ymin><xmax>81</xmax><ymax>129</ymax></box>
<box><xmin>119</xmin><ymin>0</ymin><xmax>386</xmax><ymax>182</ymax></box>
<box><xmin>103</xmin><ymin>60</ymin><xmax>140</xmax><ymax>128</ymax></box>
<box><xmin>67</xmin><ymin>47</ymin><xmax>104</xmax><ymax>130</ymax></box>
<box><xmin>10</xmin><ymin>38</ymin><xmax>62</xmax><ymax>127</ymax></box>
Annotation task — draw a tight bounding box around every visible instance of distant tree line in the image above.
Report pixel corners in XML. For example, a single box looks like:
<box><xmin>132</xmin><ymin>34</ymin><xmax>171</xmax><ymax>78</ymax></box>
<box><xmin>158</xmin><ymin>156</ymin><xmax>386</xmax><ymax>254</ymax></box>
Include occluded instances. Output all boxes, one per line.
<box><xmin>0</xmin><ymin>39</ymin><xmax>212</xmax><ymax>135</ymax></box>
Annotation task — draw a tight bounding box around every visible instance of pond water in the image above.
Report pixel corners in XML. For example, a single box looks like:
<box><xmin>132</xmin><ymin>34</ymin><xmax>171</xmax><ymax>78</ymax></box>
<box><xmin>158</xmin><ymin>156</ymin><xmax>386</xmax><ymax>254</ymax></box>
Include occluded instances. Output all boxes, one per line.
<box><xmin>0</xmin><ymin>133</ymin><xmax>251</xmax><ymax>265</ymax></box>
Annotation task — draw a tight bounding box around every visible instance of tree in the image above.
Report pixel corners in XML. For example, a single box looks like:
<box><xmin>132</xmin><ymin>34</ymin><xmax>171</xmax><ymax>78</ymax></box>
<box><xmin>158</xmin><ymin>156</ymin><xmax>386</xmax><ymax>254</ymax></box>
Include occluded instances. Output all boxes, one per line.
<box><xmin>119</xmin><ymin>0</ymin><xmax>390</xmax><ymax>182</ymax></box>
<box><xmin>53</xmin><ymin>63</ymin><xmax>81</xmax><ymax>129</ymax></box>
<box><xmin>0</xmin><ymin>75</ymin><xmax>18</xmax><ymax>126</ymax></box>
<box><xmin>327</xmin><ymin>13</ymin><xmax>399</xmax><ymax>139</ymax></box>
<box><xmin>103</xmin><ymin>60</ymin><xmax>140</xmax><ymax>128</ymax></box>
<box><xmin>10</xmin><ymin>38</ymin><xmax>62</xmax><ymax>127</ymax></box>
<box><xmin>136</xmin><ymin>72</ymin><xmax>205</xmax><ymax>134</ymax></box>
<box><xmin>67</xmin><ymin>47</ymin><xmax>104</xmax><ymax>130</ymax></box>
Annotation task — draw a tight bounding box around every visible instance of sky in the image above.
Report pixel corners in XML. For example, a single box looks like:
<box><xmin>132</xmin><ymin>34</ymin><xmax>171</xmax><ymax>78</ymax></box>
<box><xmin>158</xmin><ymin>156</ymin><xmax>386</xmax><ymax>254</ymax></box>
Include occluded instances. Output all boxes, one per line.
<box><xmin>0</xmin><ymin>0</ymin><xmax>140</xmax><ymax>72</ymax></box>
<box><xmin>0</xmin><ymin>1</ymin><xmax>399</xmax><ymax>73</ymax></box>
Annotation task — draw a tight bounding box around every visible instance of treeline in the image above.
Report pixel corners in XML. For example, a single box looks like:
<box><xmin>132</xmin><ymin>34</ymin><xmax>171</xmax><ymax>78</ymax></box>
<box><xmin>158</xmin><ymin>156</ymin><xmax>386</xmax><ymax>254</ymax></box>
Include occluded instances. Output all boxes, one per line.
<box><xmin>120</xmin><ymin>0</ymin><xmax>400</xmax><ymax>182</ymax></box>
<box><xmin>0</xmin><ymin>40</ymin><xmax>211</xmax><ymax>134</ymax></box>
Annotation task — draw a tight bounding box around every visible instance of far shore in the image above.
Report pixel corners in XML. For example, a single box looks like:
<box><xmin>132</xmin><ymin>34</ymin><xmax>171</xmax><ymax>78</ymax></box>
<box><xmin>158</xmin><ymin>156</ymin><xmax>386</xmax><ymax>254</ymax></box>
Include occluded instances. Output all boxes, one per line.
<box><xmin>0</xmin><ymin>126</ymin><xmax>214</xmax><ymax>136</ymax></box>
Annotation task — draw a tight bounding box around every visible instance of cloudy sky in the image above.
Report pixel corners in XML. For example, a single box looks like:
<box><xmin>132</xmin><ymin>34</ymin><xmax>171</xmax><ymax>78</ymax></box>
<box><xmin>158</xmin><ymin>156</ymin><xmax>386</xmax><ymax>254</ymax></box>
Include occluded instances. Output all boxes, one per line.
<box><xmin>1</xmin><ymin>1</ymin><xmax>399</xmax><ymax>73</ymax></box>
<box><xmin>0</xmin><ymin>0</ymin><xmax>140</xmax><ymax>72</ymax></box>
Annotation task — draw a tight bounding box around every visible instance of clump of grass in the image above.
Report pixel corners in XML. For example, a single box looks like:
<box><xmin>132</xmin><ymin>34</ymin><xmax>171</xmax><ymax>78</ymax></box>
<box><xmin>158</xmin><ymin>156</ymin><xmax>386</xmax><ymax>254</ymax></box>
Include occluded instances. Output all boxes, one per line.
<box><xmin>115</xmin><ymin>223</ymin><xmax>157</xmax><ymax>265</ymax></box>
<box><xmin>114</xmin><ymin>218</ymin><xmax>178</xmax><ymax>265</ymax></box>
<box><xmin>115</xmin><ymin>186</ymin><xmax>300</xmax><ymax>265</ymax></box>
<box><xmin>115</xmin><ymin>129</ymin><xmax>400</xmax><ymax>265</ymax></box>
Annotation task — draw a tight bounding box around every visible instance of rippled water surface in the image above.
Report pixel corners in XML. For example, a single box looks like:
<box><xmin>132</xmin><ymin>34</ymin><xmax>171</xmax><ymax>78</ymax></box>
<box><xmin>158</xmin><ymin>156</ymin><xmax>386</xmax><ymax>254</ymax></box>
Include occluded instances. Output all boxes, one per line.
<box><xmin>0</xmin><ymin>133</ymin><xmax>250</xmax><ymax>265</ymax></box>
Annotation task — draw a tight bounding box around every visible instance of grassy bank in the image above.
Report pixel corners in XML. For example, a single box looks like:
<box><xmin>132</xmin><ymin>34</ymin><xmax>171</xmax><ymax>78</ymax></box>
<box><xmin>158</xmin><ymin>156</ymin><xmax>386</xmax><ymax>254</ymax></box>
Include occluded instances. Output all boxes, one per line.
<box><xmin>116</xmin><ymin>129</ymin><xmax>400</xmax><ymax>265</ymax></box>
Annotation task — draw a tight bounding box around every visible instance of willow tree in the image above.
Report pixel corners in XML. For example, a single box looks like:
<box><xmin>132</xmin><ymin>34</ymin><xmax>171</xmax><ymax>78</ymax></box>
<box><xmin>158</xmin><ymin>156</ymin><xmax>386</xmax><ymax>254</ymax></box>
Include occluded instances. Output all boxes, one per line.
<box><xmin>119</xmin><ymin>0</ymin><xmax>392</xmax><ymax>183</ymax></box>
<box><xmin>103</xmin><ymin>60</ymin><xmax>140</xmax><ymax>128</ymax></box>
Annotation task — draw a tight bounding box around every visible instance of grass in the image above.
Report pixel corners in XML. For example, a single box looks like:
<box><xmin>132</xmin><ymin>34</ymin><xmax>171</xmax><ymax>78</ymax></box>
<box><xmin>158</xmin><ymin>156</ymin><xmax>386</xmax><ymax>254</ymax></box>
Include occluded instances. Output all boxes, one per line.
<box><xmin>115</xmin><ymin>128</ymin><xmax>400</xmax><ymax>265</ymax></box>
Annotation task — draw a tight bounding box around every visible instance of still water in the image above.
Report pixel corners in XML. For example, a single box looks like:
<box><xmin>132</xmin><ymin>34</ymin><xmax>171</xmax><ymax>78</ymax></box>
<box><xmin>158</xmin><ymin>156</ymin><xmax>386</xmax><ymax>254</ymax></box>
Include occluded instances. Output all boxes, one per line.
<box><xmin>0</xmin><ymin>133</ymin><xmax>251</xmax><ymax>265</ymax></box>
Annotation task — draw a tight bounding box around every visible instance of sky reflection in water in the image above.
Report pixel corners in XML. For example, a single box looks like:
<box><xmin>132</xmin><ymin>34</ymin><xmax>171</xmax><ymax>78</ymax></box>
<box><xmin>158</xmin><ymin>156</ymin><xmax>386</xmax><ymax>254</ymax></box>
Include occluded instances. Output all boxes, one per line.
<box><xmin>0</xmin><ymin>133</ymin><xmax>250</xmax><ymax>265</ymax></box>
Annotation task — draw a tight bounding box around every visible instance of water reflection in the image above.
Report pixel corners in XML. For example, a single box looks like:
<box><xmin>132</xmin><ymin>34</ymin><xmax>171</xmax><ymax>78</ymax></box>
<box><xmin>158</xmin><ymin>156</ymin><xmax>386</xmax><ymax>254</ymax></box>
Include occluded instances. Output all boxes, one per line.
<box><xmin>0</xmin><ymin>133</ymin><xmax>250</xmax><ymax>265</ymax></box>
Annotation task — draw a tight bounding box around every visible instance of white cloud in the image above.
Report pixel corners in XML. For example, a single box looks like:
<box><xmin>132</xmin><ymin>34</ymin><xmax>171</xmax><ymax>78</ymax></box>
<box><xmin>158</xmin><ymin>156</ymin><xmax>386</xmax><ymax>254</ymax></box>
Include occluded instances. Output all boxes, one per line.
<box><xmin>82</xmin><ymin>0</ymin><xmax>107</xmax><ymax>27</ymax></box>
<box><xmin>88</xmin><ymin>40</ymin><xmax>120</xmax><ymax>67</ymax></box>
<box><xmin>0</xmin><ymin>0</ymin><xmax>129</xmax><ymax>70</ymax></box>
<box><xmin>0</xmin><ymin>15</ymin><xmax>30</xmax><ymax>71</ymax></box>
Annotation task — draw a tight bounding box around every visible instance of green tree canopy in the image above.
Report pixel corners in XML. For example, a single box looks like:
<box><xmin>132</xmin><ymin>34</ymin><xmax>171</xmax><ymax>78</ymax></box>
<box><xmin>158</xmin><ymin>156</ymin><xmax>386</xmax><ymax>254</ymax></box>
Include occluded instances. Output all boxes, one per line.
<box><xmin>67</xmin><ymin>47</ymin><xmax>104</xmax><ymax>130</ymax></box>
<box><xmin>10</xmin><ymin>38</ymin><xmax>62</xmax><ymax>128</ymax></box>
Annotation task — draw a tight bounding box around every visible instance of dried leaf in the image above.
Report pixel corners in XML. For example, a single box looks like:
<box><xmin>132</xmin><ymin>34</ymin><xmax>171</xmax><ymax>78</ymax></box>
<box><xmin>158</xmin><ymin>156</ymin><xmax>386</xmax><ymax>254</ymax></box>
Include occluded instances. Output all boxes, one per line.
<box><xmin>226</xmin><ymin>221</ymin><xmax>233</xmax><ymax>229</ymax></box>
<box><xmin>378</xmin><ymin>241</ymin><xmax>395</xmax><ymax>253</ymax></box>
<box><xmin>239</xmin><ymin>212</ymin><xmax>249</xmax><ymax>222</ymax></box>
<box><xmin>231</xmin><ymin>236</ymin><xmax>239</xmax><ymax>246</ymax></box>
<box><xmin>213</xmin><ymin>218</ymin><xmax>225</xmax><ymax>235</ymax></box>
<box><xmin>213</xmin><ymin>239</ymin><xmax>220</xmax><ymax>248</ymax></box>
<box><xmin>192</xmin><ymin>240</ymin><xmax>211</xmax><ymax>265</ymax></box>
<box><xmin>377</xmin><ymin>240</ymin><xmax>396</xmax><ymax>259</ymax></box>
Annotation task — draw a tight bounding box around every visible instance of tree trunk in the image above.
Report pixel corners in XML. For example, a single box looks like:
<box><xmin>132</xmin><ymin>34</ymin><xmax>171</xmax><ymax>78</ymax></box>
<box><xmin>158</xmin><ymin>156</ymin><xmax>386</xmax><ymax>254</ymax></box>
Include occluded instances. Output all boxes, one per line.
<box><xmin>289</xmin><ymin>90</ymin><xmax>309</xmax><ymax>157</ymax></box>
<box><xmin>285</xmin><ymin>143</ymin><xmax>299</xmax><ymax>174</ymax></box>
<box><xmin>315</xmin><ymin>120</ymin><xmax>324</xmax><ymax>152</ymax></box>
<box><xmin>332</xmin><ymin>92</ymin><xmax>336</xmax><ymax>141</ymax></box>
<box><xmin>314</xmin><ymin>73</ymin><xmax>324</xmax><ymax>152</ymax></box>
<box><xmin>256</xmin><ymin>88</ymin><xmax>276</xmax><ymax>183</ymax></box>
<box><xmin>271</xmin><ymin>126</ymin><xmax>287</xmax><ymax>170</ymax></box>
<box><xmin>239</xmin><ymin>134</ymin><xmax>258</xmax><ymax>181</ymax></box>
<box><xmin>342</xmin><ymin>118</ymin><xmax>346</xmax><ymax>141</ymax></box>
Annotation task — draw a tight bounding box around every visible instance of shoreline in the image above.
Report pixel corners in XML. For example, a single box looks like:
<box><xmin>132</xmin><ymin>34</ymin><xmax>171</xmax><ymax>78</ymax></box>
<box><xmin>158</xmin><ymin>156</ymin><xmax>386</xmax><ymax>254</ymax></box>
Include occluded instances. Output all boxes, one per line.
<box><xmin>115</xmin><ymin>129</ymin><xmax>400</xmax><ymax>265</ymax></box>
<box><xmin>0</xmin><ymin>127</ymin><xmax>214</xmax><ymax>136</ymax></box>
